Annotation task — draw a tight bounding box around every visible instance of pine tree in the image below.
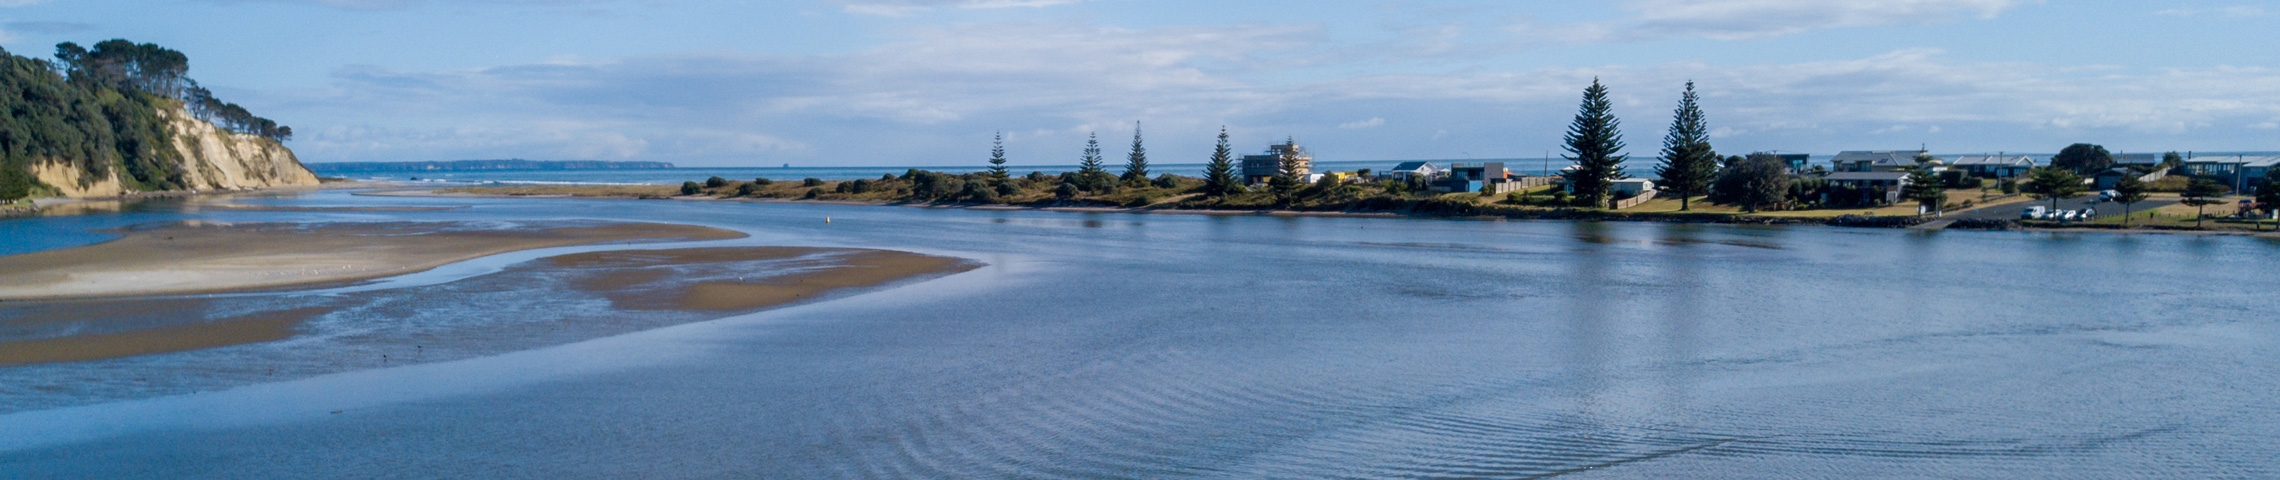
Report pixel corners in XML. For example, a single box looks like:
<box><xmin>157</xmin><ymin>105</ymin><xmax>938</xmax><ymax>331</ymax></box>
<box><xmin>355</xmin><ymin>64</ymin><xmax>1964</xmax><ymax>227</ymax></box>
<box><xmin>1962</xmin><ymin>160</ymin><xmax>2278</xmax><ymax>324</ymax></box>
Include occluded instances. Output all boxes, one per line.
<box><xmin>1904</xmin><ymin>166</ymin><xmax>1946</xmax><ymax>216</ymax></box>
<box><xmin>1077</xmin><ymin>132</ymin><xmax>1109</xmax><ymax>191</ymax></box>
<box><xmin>1202</xmin><ymin>126</ymin><xmax>1238</xmax><ymax>197</ymax></box>
<box><xmin>1654</xmin><ymin>81</ymin><xmax>1718</xmax><ymax>211</ymax></box>
<box><xmin>1121</xmin><ymin>122</ymin><xmax>1149</xmax><ymax>186</ymax></box>
<box><xmin>1562</xmin><ymin>78</ymin><xmax>1627</xmax><ymax>208</ymax></box>
<box><xmin>987</xmin><ymin>132</ymin><xmax>1009</xmax><ymax>180</ymax></box>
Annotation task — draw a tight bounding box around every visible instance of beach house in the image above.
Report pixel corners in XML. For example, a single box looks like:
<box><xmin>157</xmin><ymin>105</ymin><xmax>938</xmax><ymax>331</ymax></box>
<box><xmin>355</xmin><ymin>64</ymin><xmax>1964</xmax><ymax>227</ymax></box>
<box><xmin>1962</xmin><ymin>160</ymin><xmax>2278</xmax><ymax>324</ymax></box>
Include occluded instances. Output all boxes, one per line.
<box><xmin>1776</xmin><ymin>154</ymin><xmax>1812</xmax><ymax>173</ymax></box>
<box><xmin>1383</xmin><ymin>161</ymin><xmax>1442</xmax><ymax>182</ymax></box>
<box><xmin>1832</xmin><ymin>150</ymin><xmax>1926</xmax><ymax>172</ymax></box>
<box><xmin>2182</xmin><ymin>155</ymin><xmax>2280</xmax><ymax>192</ymax></box>
<box><xmin>1240</xmin><ymin>140</ymin><xmax>1312</xmax><ymax>184</ymax></box>
<box><xmin>1824</xmin><ymin>171</ymin><xmax>1912</xmax><ymax>205</ymax></box>
<box><xmin>1949</xmin><ymin>155</ymin><xmax>2037</xmax><ymax>178</ymax></box>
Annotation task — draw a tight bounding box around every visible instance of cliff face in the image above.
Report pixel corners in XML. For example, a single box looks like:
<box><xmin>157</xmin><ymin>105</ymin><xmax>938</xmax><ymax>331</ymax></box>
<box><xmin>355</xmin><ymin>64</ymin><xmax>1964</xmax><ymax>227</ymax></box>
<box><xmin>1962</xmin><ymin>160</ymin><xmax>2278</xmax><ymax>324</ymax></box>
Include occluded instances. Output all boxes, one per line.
<box><xmin>161</xmin><ymin>109</ymin><xmax>319</xmax><ymax>192</ymax></box>
<box><xmin>30</xmin><ymin>109</ymin><xmax>318</xmax><ymax>198</ymax></box>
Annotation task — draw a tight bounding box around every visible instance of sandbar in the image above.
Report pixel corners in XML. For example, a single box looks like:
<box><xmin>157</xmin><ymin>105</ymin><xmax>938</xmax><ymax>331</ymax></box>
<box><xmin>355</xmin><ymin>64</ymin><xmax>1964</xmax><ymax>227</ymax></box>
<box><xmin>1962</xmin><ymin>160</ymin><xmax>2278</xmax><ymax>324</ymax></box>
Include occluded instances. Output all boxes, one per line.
<box><xmin>545</xmin><ymin>247</ymin><xmax>978</xmax><ymax>311</ymax></box>
<box><xmin>0</xmin><ymin>221</ymin><xmax>745</xmax><ymax>300</ymax></box>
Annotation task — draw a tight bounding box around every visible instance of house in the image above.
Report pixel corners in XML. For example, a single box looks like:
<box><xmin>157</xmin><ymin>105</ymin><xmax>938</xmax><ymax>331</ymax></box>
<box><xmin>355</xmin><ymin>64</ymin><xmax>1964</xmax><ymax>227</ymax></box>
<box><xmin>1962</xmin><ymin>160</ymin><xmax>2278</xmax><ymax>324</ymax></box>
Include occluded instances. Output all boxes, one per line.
<box><xmin>1447</xmin><ymin>162</ymin><xmax>1509</xmax><ymax>182</ymax></box>
<box><xmin>1823</xmin><ymin>171</ymin><xmax>1913</xmax><ymax>205</ymax></box>
<box><xmin>1612</xmin><ymin>178</ymin><xmax>1656</xmax><ymax>198</ymax></box>
<box><xmin>1240</xmin><ymin>140</ymin><xmax>1312</xmax><ymax>184</ymax></box>
<box><xmin>1776</xmin><ymin>154</ymin><xmax>1812</xmax><ymax>173</ymax></box>
<box><xmin>1949</xmin><ymin>155</ymin><xmax>2037</xmax><ymax>178</ymax></box>
<box><xmin>2115</xmin><ymin>153</ymin><xmax>2162</xmax><ymax>168</ymax></box>
<box><xmin>1384</xmin><ymin>161</ymin><xmax>1442</xmax><ymax>182</ymax></box>
<box><xmin>2182</xmin><ymin>155</ymin><xmax>2280</xmax><ymax>192</ymax></box>
<box><xmin>1440</xmin><ymin>162</ymin><xmax>1532</xmax><ymax>194</ymax></box>
<box><xmin>2093</xmin><ymin>168</ymin><xmax>2165</xmax><ymax>190</ymax></box>
<box><xmin>1832</xmin><ymin>150</ymin><xmax>1926</xmax><ymax>172</ymax></box>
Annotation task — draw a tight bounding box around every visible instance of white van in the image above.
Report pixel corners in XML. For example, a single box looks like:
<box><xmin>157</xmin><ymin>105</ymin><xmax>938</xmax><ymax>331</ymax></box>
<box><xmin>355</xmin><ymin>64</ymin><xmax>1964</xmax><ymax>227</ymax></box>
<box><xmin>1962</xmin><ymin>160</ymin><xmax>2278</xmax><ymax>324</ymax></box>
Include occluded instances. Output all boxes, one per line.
<box><xmin>2022</xmin><ymin>206</ymin><xmax>2047</xmax><ymax>220</ymax></box>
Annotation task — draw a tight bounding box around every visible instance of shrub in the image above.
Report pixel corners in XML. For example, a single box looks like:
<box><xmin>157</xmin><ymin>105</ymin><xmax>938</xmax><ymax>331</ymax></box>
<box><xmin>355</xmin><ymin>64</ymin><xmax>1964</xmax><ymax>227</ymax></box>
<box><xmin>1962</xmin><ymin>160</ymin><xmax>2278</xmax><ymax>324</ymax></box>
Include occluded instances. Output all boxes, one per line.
<box><xmin>1054</xmin><ymin>182</ymin><xmax>1078</xmax><ymax>200</ymax></box>
<box><xmin>802</xmin><ymin>187</ymin><xmax>821</xmax><ymax>199</ymax></box>
<box><xmin>802</xmin><ymin>178</ymin><xmax>824</xmax><ymax>187</ymax></box>
<box><xmin>680</xmin><ymin>181</ymin><xmax>703</xmax><ymax>196</ymax></box>
<box><xmin>1153</xmin><ymin>174</ymin><xmax>1181</xmax><ymax>189</ymax></box>
<box><xmin>751</xmin><ymin>177</ymin><xmax>773</xmax><ymax>186</ymax></box>
<box><xmin>994</xmin><ymin>181</ymin><xmax>1018</xmax><ymax>196</ymax></box>
<box><xmin>735</xmin><ymin>182</ymin><xmax>760</xmax><ymax>196</ymax></box>
<box><xmin>705</xmin><ymin>176</ymin><xmax>729</xmax><ymax>188</ymax></box>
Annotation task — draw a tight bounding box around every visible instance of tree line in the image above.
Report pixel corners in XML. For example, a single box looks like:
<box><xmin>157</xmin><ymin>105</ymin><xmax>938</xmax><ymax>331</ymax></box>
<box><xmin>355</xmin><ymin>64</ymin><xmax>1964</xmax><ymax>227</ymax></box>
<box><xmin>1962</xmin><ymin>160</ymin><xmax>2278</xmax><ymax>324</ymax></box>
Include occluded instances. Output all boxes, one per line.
<box><xmin>55</xmin><ymin>39</ymin><xmax>291</xmax><ymax>142</ymax></box>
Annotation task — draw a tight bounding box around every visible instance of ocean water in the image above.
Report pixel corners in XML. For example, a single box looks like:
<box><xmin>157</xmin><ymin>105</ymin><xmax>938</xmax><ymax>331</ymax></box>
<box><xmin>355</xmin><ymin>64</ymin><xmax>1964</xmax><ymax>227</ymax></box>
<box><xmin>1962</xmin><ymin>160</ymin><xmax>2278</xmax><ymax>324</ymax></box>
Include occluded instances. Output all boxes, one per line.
<box><xmin>2</xmin><ymin>189</ymin><xmax>2278</xmax><ymax>478</ymax></box>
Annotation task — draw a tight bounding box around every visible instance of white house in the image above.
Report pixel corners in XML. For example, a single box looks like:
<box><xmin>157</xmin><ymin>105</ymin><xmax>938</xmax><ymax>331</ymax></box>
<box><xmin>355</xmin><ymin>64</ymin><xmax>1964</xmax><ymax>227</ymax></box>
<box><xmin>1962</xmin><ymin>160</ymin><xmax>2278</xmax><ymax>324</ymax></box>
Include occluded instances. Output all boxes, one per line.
<box><xmin>1612</xmin><ymin>178</ymin><xmax>1656</xmax><ymax>197</ymax></box>
<box><xmin>1384</xmin><ymin>161</ymin><xmax>1442</xmax><ymax>182</ymax></box>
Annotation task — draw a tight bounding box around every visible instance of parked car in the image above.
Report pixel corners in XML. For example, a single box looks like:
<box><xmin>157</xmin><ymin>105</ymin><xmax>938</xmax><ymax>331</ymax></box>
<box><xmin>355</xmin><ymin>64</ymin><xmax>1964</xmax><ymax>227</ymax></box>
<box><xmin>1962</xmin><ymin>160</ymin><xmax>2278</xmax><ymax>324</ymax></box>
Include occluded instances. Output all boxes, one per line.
<box><xmin>2059</xmin><ymin>210</ymin><xmax>2080</xmax><ymax>222</ymax></box>
<box><xmin>2022</xmin><ymin>206</ymin><xmax>2047</xmax><ymax>220</ymax></box>
<box><xmin>2097</xmin><ymin>190</ymin><xmax>2117</xmax><ymax>202</ymax></box>
<box><xmin>2082</xmin><ymin>208</ymin><xmax>2097</xmax><ymax>221</ymax></box>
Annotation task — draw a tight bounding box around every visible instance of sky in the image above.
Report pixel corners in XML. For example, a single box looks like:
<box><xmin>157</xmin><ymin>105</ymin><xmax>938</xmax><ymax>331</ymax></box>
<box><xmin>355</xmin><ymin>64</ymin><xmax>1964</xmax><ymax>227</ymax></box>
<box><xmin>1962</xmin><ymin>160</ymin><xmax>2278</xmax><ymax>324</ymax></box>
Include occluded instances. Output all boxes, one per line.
<box><xmin>3</xmin><ymin>0</ymin><xmax>2278</xmax><ymax>166</ymax></box>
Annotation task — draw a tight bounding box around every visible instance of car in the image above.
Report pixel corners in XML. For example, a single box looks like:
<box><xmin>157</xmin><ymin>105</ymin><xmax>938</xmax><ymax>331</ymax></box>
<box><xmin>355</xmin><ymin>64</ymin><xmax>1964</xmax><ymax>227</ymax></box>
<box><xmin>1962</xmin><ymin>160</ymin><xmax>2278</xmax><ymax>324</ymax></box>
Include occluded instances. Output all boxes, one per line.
<box><xmin>2059</xmin><ymin>210</ymin><xmax>2080</xmax><ymax>222</ymax></box>
<box><xmin>2083</xmin><ymin>208</ymin><xmax>2097</xmax><ymax>220</ymax></box>
<box><xmin>2097</xmin><ymin>190</ymin><xmax>2117</xmax><ymax>202</ymax></box>
<box><xmin>2022</xmin><ymin>206</ymin><xmax>2047</xmax><ymax>220</ymax></box>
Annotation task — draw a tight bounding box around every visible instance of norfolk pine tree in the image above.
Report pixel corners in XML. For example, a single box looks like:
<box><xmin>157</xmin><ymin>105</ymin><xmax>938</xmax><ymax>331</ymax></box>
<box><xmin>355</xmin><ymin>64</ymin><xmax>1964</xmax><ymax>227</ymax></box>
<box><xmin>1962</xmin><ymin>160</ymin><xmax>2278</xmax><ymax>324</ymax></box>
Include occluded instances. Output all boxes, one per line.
<box><xmin>1121</xmin><ymin>122</ymin><xmax>1150</xmax><ymax>187</ymax></box>
<box><xmin>1078</xmin><ymin>133</ymin><xmax>1110</xmax><ymax>191</ymax></box>
<box><xmin>1904</xmin><ymin>166</ymin><xmax>1947</xmax><ymax>216</ymax></box>
<box><xmin>1655</xmin><ymin>81</ymin><xmax>1718</xmax><ymax>211</ymax></box>
<box><xmin>2112</xmin><ymin>176</ymin><xmax>2150</xmax><ymax>228</ymax></box>
<box><xmin>1202</xmin><ymin>127</ymin><xmax>1239</xmax><ymax>197</ymax></box>
<box><xmin>2256</xmin><ymin>170</ymin><xmax>2280</xmax><ymax>230</ymax></box>
<box><xmin>2181</xmin><ymin>178</ymin><xmax>2229</xmax><ymax>229</ymax></box>
<box><xmin>987</xmin><ymin>132</ymin><xmax>1009</xmax><ymax>180</ymax></box>
<box><xmin>1562</xmin><ymin>78</ymin><xmax>1628</xmax><ymax>209</ymax></box>
<box><xmin>2025</xmin><ymin>167</ymin><xmax>2086</xmax><ymax>212</ymax></box>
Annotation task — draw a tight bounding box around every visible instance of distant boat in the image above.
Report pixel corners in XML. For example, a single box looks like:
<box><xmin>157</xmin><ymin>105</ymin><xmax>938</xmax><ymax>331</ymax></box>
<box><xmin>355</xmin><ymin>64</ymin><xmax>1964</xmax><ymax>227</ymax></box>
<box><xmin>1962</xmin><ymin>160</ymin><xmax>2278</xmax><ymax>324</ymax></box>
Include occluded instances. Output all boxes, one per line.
<box><xmin>783</xmin><ymin>163</ymin><xmax>791</xmax><ymax>168</ymax></box>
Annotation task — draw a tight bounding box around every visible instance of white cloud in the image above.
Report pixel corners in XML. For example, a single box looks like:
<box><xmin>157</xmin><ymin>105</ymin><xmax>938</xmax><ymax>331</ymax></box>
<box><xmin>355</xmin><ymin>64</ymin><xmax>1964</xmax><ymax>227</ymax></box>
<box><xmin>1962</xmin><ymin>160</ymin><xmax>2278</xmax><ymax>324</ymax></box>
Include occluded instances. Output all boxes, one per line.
<box><xmin>0</xmin><ymin>0</ymin><xmax>49</xmax><ymax>6</ymax></box>
<box><xmin>1517</xmin><ymin>0</ymin><xmax>2030</xmax><ymax>43</ymax></box>
<box><xmin>1338</xmin><ymin>117</ymin><xmax>1386</xmax><ymax>129</ymax></box>
<box><xmin>263</xmin><ymin>20</ymin><xmax>2280</xmax><ymax>165</ymax></box>
<box><xmin>839</xmin><ymin>0</ymin><xmax>1084</xmax><ymax>16</ymax></box>
<box><xmin>2154</xmin><ymin>6</ymin><xmax>2265</xmax><ymax>18</ymax></box>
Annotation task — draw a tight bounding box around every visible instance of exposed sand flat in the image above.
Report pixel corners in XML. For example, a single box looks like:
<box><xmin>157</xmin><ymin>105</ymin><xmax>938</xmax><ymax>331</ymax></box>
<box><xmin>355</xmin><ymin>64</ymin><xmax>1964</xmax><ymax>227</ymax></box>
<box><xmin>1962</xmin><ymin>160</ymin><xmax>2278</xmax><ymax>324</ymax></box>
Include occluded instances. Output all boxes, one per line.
<box><xmin>0</xmin><ymin>221</ymin><xmax>746</xmax><ymax>300</ymax></box>
<box><xmin>546</xmin><ymin>247</ymin><xmax>978</xmax><ymax>311</ymax></box>
<box><xmin>0</xmin><ymin>307</ymin><xmax>327</xmax><ymax>367</ymax></box>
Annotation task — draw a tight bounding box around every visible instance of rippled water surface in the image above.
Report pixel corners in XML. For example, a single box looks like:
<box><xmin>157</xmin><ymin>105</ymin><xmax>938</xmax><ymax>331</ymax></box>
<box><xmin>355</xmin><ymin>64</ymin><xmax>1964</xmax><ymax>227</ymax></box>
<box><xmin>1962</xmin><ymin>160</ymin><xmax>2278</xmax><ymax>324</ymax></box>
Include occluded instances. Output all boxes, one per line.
<box><xmin>3</xmin><ymin>190</ymin><xmax>2278</xmax><ymax>478</ymax></box>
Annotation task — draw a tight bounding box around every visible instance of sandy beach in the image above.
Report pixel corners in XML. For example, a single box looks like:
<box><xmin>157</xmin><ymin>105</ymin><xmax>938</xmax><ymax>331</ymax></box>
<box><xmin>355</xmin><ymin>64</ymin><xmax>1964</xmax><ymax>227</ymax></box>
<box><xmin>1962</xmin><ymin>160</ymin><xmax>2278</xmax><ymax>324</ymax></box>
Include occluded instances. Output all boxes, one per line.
<box><xmin>0</xmin><ymin>221</ymin><xmax>746</xmax><ymax>300</ymax></box>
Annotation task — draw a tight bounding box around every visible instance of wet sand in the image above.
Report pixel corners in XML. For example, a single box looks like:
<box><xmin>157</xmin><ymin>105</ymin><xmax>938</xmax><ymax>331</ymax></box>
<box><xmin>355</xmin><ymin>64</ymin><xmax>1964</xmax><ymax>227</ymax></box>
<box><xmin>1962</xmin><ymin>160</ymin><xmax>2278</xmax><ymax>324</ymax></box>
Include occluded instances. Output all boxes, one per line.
<box><xmin>545</xmin><ymin>247</ymin><xmax>977</xmax><ymax>311</ymax></box>
<box><xmin>0</xmin><ymin>308</ymin><xmax>328</xmax><ymax>367</ymax></box>
<box><xmin>0</xmin><ymin>221</ymin><xmax>746</xmax><ymax>300</ymax></box>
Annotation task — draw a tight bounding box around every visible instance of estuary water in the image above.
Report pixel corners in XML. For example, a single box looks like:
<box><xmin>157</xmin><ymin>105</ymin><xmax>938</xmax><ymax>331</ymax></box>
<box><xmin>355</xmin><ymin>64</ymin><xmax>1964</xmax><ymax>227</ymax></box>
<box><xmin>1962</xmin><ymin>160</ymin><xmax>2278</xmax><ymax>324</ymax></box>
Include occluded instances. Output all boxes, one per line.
<box><xmin>2</xmin><ymin>190</ymin><xmax>2278</xmax><ymax>478</ymax></box>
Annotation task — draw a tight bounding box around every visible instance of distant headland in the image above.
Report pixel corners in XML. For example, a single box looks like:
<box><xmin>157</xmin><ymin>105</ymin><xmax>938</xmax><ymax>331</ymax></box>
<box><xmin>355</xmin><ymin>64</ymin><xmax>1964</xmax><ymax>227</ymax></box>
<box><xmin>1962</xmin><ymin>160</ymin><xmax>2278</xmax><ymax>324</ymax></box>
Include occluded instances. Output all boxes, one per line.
<box><xmin>308</xmin><ymin>160</ymin><xmax>677</xmax><ymax>173</ymax></box>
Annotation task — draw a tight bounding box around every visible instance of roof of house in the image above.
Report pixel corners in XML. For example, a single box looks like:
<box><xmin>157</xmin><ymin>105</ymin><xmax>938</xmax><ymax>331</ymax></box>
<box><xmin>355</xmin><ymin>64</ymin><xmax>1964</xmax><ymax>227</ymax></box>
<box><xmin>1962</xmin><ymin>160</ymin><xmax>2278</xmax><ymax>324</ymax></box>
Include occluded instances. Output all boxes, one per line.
<box><xmin>1832</xmin><ymin>151</ymin><xmax>1923</xmax><ymax>165</ymax></box>
<box><xmin>1825</xmin><ymin>171</ymin><xmax>1912</xmax><ymax>181</ymax></box>
<box><xmin>1613</xmin><ymin>178</ymin><xmax>1654</xmax><ymax>185</ymax></box>
<box><xmin>1389</xmin><ymin>161</ymin><xmax>1434</xmax><ymax>172</ymax></box>
<box><xmin>2115</xmin><ymin>153</ymin><xmax>2161</xmax><ymax>165</ymax></box>
<box><xmin>1949</xmin><ymin>155</ymin><xmax>2036</xmax><ymax>166</ymax></box>
<box><xmin>2186</xmin><ymin>155</ymin><xmax>2280</xmax><ymax>167</ymax></box>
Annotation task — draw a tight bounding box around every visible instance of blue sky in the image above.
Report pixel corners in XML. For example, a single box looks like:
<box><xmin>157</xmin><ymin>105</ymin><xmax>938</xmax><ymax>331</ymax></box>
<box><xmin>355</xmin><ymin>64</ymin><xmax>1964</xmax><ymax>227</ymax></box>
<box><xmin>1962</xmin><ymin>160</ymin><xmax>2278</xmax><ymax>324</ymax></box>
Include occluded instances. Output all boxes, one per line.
<box><xmin>4</xmin><ymin>0</ymin><xmax>2277</xmax><ymax>166</ymax></box>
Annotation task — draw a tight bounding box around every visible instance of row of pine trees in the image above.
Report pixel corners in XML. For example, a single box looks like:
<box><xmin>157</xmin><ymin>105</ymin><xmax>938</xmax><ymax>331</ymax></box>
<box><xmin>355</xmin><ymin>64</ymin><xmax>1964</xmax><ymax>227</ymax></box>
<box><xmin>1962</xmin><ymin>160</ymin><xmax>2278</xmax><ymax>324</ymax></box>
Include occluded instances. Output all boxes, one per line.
<box><xmin>972</xmin><ymin>79</ymin><xmax>1734</xmax><ymax>210</ymax></box>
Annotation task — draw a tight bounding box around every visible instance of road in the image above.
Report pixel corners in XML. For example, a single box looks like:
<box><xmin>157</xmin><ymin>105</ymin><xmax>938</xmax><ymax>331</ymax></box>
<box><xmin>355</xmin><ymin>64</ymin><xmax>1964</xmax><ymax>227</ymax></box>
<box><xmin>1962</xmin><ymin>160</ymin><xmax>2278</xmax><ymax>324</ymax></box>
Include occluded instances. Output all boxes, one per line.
<box><xmin>1951</xmin><ymin>194</ymin><xmax>2175</xmax><ymax>221</ymax></box>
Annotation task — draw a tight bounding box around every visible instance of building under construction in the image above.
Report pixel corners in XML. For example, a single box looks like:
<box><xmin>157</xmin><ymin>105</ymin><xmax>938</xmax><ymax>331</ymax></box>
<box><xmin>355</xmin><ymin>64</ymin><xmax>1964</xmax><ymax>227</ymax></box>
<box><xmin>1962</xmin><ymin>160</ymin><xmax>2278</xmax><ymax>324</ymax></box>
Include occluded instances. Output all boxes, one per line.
<box><xmin>1240</xmin><ymin>140</ymin><xmax>1312</xmax><ymax>184</ymax></box>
